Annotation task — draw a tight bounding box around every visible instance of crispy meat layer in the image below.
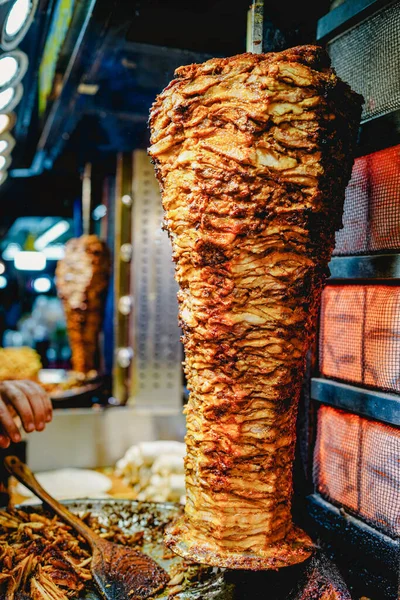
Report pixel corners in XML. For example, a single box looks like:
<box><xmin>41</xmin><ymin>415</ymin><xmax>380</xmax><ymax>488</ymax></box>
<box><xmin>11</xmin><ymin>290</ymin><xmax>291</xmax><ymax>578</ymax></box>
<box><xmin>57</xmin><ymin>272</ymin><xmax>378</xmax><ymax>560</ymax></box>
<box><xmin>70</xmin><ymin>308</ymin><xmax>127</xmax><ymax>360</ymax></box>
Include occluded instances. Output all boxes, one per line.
<box><xmin>149</xmin><ymin>46</ymin><xmax>362</xmax><ymax>566</ymax></box>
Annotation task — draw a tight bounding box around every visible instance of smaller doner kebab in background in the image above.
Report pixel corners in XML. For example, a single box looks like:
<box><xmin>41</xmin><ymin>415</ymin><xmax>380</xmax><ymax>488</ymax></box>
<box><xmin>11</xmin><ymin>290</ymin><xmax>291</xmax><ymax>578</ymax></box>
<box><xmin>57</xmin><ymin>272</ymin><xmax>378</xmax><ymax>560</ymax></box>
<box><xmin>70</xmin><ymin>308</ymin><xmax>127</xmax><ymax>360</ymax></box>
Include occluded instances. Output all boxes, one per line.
<box><xmin>56</xmin><ymin>164</ymin><xmax>111</xmax><ymax>376</ymax></box>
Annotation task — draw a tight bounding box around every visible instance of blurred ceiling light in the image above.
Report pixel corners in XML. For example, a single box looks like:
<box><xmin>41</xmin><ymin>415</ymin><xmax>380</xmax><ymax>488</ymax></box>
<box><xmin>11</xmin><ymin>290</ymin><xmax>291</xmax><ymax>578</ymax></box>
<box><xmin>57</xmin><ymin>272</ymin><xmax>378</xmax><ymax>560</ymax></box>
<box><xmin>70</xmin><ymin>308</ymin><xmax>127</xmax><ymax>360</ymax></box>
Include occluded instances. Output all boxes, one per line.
<box><xmin>0</xmin><ymin>50</ymin><xmax>28</xmax><ymax>91</ymax></box>
<box><xmin>0</xmin><ymin>153</ymin><xmax>10</xmax><ymax>170</ymax></box>
<box><xmin>3</xmin><ymin>242</ymin><xmax>20</xmax><ymax>260</ymax></box>
<box><xmin>14</xmin><ymin>251</ymin><xmax>46</xmax><ymax>271</ymax></box>
<box><xmin>32</xmin><ymin>276</ymin><xmax>51</xmax><ymax>293</ymax></box>
<box><xmin>0</xmin><ymin>83</ymin><xmax>22</xmax><ymax>111</ymax></box>
<box><xmin>42</xmin><ymin>244</ymin><xmax>65</xmax><ymax>260</ymax></box>
<box><xmin>0</xmin><ymin>170</ymin><xmax>7</xmax><ymax>186</ymax></box>
<box><xmin>34</xmin><ymin>220</ymin><xmax>70</xmax><ymax>250</ymax></box>
<box><xmin>0</xmin><ymin>261</ymin><xmax>5</xmax><ymax>274</ymax></box>
<box><xmin>0</xmin><ymin>55</ymin><xmax>17</xmax><ymax>87</ymax></box>
<box><xmin>78</xmin><ymin>83</ymin><xmax>99</xmax><ymax>96</ymax></box>
<box><xmin>0</xmin><ymin>275</ymin><xmax>7</xmax><ymax>289</ymax></box>
<box><xmin>0</xmin><ymin>132</ymin><xmax>15</xmax><ymax>154</ymax></box>
<box><xmin>92</xmin><ymin>204</ymin><xmax>107</xmax><ymax>220</ymax></box>
<box><xmin>0</xmin><ymin>113</ymin><xmax>15</xmax><ymax>135</ymax></box>
<box><xmin>1</xmin><ymin>0</ymin><xmax>39</xmax><ymax>50</ymax></box>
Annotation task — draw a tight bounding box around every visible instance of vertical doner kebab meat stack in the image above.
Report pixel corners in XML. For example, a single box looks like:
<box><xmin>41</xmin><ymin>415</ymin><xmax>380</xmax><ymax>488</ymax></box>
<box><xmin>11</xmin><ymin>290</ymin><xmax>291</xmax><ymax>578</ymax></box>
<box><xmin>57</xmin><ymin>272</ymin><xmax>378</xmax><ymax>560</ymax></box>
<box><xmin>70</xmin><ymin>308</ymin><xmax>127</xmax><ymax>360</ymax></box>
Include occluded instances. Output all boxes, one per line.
<box><xmin>149</xmin><ymin>46</ymin><xmax>362</xmax><ymax>569</ymax></box>
<box><xmin>56</xmin><ymin>236</ymin><xmax>110</xmax><ymax>373</ymax></box>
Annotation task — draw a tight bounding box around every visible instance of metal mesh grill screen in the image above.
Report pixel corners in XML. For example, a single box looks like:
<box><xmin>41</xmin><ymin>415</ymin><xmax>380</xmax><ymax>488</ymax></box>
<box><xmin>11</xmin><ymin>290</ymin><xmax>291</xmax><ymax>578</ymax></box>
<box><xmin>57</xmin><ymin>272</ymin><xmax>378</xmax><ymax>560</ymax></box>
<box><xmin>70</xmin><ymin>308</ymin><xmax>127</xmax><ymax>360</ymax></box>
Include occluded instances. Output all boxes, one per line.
<box><xmin>333</xmin><ymin>145</ymin><xmax>400</xmax><ymax>256</ymax></box>
<box><xmin>314</xmin><ymin>405</ymin><xmax>400</xmax><ymax>538</ymax></box>
<box><xmin>328</xmin><ymin>0</ymin><xmax>400</xmax><ymax>122</ymax></box>
<box><xmin>320</xmin><ymin>285</ymin><xmax>400</xmax><ymax>393</ymax></box>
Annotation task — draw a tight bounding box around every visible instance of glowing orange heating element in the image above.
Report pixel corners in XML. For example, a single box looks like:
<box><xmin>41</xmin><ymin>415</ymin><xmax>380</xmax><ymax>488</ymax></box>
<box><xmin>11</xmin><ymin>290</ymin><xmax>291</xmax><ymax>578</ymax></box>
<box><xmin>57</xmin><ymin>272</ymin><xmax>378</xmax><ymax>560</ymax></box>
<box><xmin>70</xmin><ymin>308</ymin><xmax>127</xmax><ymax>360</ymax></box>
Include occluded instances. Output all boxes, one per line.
<box><xmin>320</xmin><ymin>285</ymin><xmax>400</xmax><ymax>394</ymax></box>
<box><xmin>314</xmin><ymin>406</ymin><xmax>400</xmax><ymax>537</ymax></box>
<box><xmin>334</xmin><ymin>144</ymin><xmax>400</xmax><ymax>255</ymax></box>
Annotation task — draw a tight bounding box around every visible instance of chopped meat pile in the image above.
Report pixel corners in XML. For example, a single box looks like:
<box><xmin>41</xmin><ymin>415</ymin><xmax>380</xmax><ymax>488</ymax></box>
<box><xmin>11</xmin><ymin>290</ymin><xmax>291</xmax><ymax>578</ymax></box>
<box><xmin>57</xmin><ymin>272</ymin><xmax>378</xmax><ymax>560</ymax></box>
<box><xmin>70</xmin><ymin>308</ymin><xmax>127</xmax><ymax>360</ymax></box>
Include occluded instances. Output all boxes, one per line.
<box><xmin>0</xmin><ymin>508</ymin><xmax>144</xmax><ymax>599</ymax></box>
<box><xmin>149</xmin><ymin>45</ymin><xmax>362</xmax><ymax>568</ymax></box>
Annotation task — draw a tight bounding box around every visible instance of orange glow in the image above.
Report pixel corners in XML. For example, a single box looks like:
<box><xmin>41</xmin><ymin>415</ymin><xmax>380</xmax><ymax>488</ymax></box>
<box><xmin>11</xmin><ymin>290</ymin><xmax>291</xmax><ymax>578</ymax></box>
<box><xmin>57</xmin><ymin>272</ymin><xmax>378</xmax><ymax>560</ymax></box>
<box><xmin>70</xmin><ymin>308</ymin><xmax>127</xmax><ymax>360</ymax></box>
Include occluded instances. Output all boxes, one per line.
<box><xmin>314</xmin><ymin>406</ymin><xmax>359</xmax><ymax>512</ymax></box>
<box><xmin>334</xmin><ymin>157</ymin><xmax>369</xmax><ymax>255</ymax></box>
<box><xmin>334</xmin><ymin>144</ymin><xmax>400</xmax><ymax>255</ymax></box>
<box><xmin>314</xmin><ymin>406</ymin><xmax>400</xmax><ymax>537</ymax></box>
<box><xmin>320</xmin><ymin>285</ymin><xmax>400</xmax><ymax>394</ymax></box>
<box><xmin>370</xmin><ymin>145</ymin><xmax>400</xmax><ymax>251</ymax></box>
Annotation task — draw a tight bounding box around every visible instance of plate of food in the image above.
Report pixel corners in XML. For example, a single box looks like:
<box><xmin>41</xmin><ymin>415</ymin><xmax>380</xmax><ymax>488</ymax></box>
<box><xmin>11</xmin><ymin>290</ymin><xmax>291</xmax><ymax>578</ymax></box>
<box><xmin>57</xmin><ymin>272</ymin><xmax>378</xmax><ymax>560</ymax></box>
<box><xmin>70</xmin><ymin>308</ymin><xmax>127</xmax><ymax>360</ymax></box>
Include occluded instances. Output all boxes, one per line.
<box><xmin>38</xmin><ymin>369</ymin><xmax>104</xmax><ymax>405</ymax></box>
<box><xmin>0</xmin><ymin>499</ymin><xmax>224</xmax><ymax>600</ymax></box>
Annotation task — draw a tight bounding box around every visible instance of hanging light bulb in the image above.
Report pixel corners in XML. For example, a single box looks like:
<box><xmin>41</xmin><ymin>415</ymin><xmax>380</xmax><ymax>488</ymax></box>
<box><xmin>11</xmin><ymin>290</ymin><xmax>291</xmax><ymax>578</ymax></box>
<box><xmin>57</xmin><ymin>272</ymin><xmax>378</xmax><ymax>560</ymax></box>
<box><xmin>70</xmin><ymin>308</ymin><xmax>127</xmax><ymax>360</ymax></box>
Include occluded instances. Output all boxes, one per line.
<box><xmin>0</xmin><ymin>56</ymin><xmax>17</xmax><ymax>87</ymax></box>
<box><xmin>0</xmin><ymin>113</ymin><xmax>15</xmax><ymax>135</ymax></box>
<box><xmin>1</xmin><ymin>0</ymin><xmax>39</xmax><ymax>50</ymax></box>
<box><xmin>0</xmin><ymin>132</ymin><xmax>15</xmax><ymax>154</ymax></box>
<box><xmin>0</xmin><ymin>50</ymin><xmax>28</xmax><ymax>91</ymax></box>
<box><xmin>0</xmin><ymin>154</ymin><xmax>10</xmax><ymax>170</ymax></box>
<box><xmin>0</xmin><ymin>83</ymin><xmax>22</xmax><ymax>111</ymax></box>
<box><xmin>5</xmin><ymin>0</ymin><xmax>31</xmax><ymax>37</ymax></box>
<box><xmin>0</xmin><ymin>87</ymin><xmax>14</xmax><ymax>110</ymax></box>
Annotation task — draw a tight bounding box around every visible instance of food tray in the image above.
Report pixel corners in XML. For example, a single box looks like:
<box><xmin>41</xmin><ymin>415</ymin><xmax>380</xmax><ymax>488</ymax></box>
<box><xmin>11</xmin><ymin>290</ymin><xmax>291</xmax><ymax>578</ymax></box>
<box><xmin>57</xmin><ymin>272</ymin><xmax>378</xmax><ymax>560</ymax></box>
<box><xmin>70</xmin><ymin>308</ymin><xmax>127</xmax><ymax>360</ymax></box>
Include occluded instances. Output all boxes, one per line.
<box><xmin>39</xmin><ymin>369</ymin><xmax>105</xmax><ymax>407</ymax></box>
<box><xmin>15</xmin><ymin>499</ymin><xmax>350</xmax><ymax>600</ymax></box>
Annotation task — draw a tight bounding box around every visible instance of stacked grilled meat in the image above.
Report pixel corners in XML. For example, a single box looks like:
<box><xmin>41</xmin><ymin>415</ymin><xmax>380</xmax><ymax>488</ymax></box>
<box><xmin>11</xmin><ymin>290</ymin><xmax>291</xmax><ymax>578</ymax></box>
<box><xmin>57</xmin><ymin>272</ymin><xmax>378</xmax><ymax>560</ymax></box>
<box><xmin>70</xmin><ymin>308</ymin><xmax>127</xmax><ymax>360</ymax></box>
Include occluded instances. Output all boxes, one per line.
<box><xmin>149</xmin><ymin>46</ymin><xmax>362</xmax><ymax>568</ymax></box>
<box><xmin>56</xmin><ymin>236</ymin><xmax>110</xmax><ymax>373</ymax></box>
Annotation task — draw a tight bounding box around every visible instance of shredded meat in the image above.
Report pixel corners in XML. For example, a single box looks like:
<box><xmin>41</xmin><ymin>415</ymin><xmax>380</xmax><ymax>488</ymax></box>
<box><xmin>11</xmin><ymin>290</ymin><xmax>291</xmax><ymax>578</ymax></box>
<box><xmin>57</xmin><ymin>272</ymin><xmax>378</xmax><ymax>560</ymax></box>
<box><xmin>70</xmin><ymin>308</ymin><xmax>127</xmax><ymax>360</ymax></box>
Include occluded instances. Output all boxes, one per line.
<box><xmin>0</xmin><ymin>508</ymin><xmax>144</xmax><ymax>599</ymax></box>
<box><xmin>56</xmin><ymin>235</ymin><xmax>110</xmax><ymax>373</ymax></box>
<box><xmin>149</xmin><ymin>46</ymin><xmax>362</xmax><ymax>568</ymax></box>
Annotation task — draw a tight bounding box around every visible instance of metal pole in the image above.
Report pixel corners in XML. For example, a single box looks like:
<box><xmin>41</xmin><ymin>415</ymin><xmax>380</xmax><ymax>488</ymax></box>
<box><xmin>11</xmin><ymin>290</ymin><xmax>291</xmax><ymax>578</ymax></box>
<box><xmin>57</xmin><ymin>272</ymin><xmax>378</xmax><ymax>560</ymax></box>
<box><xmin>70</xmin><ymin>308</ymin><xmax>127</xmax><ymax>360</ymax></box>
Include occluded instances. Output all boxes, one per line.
<box><xmin>82</xmin><ymin>162</ymin><xmax>92</xmax><ymax>236</ymax></box>
<box><xmin>247</xmin><ymin>0</ymin><xmax>264</xmax><ymax>54</ymax></box>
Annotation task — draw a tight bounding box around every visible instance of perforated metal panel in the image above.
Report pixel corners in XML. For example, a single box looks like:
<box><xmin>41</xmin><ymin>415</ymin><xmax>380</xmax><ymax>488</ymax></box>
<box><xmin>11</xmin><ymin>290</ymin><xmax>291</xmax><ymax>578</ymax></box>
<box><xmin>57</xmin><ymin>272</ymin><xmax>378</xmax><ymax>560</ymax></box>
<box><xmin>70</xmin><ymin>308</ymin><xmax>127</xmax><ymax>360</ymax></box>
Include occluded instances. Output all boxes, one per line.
<box><xmin>328</xmin><ymin>0</ymin><xmax>400</xmax><ymax>122</ymax></box>
<box><xmin>129</xmin><ymin>150</ymin><xmax>182</xmax><ymax>409</ymax></box>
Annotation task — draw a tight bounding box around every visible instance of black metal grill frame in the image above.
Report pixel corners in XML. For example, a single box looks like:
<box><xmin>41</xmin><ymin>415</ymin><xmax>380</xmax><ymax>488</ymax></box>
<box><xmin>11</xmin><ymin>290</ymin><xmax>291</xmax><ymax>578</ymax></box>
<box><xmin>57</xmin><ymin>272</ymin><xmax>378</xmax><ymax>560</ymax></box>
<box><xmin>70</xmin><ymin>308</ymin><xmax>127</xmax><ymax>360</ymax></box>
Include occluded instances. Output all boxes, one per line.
<box><xmin>303</xmin><ymin>1</ymin><xmax>400</xmax><ymax>590</ymax></box>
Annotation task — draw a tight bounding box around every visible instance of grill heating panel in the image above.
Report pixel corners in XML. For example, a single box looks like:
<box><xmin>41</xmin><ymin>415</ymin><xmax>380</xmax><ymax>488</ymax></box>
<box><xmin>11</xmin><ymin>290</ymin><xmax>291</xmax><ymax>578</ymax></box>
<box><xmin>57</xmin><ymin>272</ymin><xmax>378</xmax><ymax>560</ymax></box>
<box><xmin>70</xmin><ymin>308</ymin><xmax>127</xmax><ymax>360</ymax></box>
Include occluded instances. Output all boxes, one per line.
<box><xmin>314</xmin><ymin>405</ymin><xmax>400</xmax><ymax>539</ymax></box>
<box><xmin>311</xmin><ymin>2</ymin><xmax>400</xmax><ymax>590</ymax></box>
<box><xmin>320</xmin><ymin>285</ymin><xmax>400</xmax><ymax>394</ymax></box>
<box><xmin>334</xmin><ymin>144</ymin><xmax>400</xmax><ymax>256</ymax></box>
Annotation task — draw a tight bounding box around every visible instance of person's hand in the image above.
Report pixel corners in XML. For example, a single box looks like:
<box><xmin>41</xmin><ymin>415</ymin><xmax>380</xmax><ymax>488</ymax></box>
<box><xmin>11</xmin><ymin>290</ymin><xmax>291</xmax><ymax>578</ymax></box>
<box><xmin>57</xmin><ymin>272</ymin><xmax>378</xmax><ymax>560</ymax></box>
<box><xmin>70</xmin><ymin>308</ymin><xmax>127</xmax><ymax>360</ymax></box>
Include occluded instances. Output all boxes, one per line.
<box><xmin>0</xmin><ymin>380</ymin><xmax>52</xmax><ymax>448</ymax></box>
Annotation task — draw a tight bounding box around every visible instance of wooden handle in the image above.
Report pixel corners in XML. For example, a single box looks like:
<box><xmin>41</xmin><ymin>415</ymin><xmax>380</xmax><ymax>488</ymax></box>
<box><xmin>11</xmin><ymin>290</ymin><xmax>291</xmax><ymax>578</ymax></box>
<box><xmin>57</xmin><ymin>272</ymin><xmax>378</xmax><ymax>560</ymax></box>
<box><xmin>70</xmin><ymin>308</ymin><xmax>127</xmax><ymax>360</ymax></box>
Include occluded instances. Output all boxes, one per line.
<box><xmin>5</xmin><ymin>456</ymin><xmax>99</xmax><ymax>548</ymax></box>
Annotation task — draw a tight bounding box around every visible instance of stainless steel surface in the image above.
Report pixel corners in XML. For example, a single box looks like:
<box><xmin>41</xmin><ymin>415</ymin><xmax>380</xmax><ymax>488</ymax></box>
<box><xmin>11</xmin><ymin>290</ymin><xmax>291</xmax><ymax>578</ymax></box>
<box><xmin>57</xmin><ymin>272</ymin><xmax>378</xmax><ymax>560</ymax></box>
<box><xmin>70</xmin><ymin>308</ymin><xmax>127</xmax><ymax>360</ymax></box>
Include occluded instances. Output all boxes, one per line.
<box><xmin>26</xmin><ymin>407</ymin><xmax>185</xmax><ymax>472</ymax></box>
<box><xmin>247</xmin><ymin>1</ymin><xmax>264</xmax><ymax>54</ymax></box>
<box><xmin>129</xmin><ymin>150</ymin><xmax>182</xmax><ymax>409</ymax></box>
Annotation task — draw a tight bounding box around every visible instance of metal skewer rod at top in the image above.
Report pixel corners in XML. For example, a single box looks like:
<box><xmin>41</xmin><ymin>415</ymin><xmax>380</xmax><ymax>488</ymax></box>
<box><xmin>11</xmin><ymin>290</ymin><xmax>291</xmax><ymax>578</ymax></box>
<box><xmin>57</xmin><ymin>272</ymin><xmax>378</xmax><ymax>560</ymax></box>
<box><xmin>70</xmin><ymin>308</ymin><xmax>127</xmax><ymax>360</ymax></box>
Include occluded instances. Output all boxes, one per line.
<box><xmin>82</xmin><ymin>162</ymin><xmax>92</xmax><ymax>236</ymax></box>
<box><xmin>247</xmin><ymin>0</ymin><xmax>264</xmax><ymax>54</ymax></box>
